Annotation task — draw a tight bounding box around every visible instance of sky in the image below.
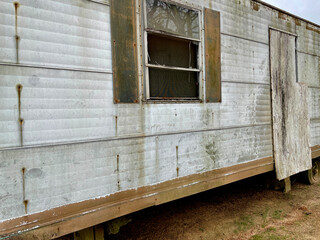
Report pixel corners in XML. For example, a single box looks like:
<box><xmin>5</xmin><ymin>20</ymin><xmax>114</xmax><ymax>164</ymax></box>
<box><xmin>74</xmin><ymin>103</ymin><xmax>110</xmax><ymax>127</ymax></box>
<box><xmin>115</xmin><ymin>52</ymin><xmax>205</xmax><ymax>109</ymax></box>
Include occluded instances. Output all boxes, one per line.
<box><xmin>262</xmin><ymin>0</ymin><xmax>320</xmax><ymax>25</ymax></box>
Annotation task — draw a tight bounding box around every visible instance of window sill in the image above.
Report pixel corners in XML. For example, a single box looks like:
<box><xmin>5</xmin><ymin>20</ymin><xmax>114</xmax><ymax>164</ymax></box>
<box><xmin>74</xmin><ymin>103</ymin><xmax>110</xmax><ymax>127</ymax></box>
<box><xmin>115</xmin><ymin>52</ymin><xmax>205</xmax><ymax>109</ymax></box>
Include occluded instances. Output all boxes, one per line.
<box><xmin>143</xmin><ymin>99</ymin><xmax>203</xmax><ymax>104</ymax></box>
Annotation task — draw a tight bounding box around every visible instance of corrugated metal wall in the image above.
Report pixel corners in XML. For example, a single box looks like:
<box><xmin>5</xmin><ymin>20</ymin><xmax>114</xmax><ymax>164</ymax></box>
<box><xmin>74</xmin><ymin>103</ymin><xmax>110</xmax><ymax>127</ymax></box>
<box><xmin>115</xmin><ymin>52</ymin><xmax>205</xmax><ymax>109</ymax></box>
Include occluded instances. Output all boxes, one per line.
<box><xmin>0</xmin><ymin>0</ymin><xmax>111</xmax><ymax>69</ymax></box>
<box><xmin>0</xmin><ymin>0</ymin><xmax>319</xmax><ymax>224</ymax></box>
<box><xmin>0</xmin><ymin>0</ymin><xmax>112</xmax><ymax>148</ymax></box>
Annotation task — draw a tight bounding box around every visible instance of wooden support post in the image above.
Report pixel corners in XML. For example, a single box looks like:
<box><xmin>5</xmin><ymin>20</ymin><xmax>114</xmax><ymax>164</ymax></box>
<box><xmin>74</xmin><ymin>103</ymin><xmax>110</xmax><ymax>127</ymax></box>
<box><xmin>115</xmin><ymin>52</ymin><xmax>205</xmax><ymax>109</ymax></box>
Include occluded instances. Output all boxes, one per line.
<box><xmin>74</xmin><ymin>227</ymin><xmax>94</xmax><ymax>240</ymax></box>
<box><xmin>94</xmin><ymin>225</ymin><xmax>105</xmax><ymax>240</ymax></box>
<box><xmin>283</xmin><ymin>177</ymin><xmax>291</xmax><ymax>193</ymax></box>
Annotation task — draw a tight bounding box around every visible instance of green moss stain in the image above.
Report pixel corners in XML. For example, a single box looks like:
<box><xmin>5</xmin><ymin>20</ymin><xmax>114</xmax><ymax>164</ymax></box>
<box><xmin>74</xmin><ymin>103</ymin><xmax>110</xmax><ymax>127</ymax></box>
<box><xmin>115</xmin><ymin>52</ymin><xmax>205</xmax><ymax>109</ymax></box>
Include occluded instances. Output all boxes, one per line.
<box><xmin>107</xmin><ymin>216</ymin><xmax>132</xmax><ymax>235</ymax></box>
<box><xmin>205</xmin><ymin>141</ymin><xmax>217</xmax><ymax>163</ymax></box>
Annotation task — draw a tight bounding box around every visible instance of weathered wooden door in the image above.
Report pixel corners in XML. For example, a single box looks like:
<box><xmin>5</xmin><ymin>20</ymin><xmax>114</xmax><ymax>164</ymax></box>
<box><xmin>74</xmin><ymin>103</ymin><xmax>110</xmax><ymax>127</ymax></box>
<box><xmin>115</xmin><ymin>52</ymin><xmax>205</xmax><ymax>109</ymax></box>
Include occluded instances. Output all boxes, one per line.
<box><xmin>269</xmin><ymin>29</ymin><xmax>311</xmax><ymax>180</ymax></box>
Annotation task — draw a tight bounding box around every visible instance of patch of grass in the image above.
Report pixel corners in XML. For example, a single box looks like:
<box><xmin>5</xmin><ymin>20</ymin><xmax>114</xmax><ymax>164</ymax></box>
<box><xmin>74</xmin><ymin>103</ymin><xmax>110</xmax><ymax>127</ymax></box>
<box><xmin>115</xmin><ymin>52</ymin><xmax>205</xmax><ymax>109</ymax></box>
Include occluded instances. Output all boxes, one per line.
<box><xmin>266</xmin><ymin>227</ymin><xmax>276</xmax><ymax>232</ymax></box>
<box><xmin>250</xmin><ymin>234</ymin><xmax>288</xmax><ymax>240</ymax></box>
<box><xmin>261</xmin><ymin>208</ymin><xmax>270</xmax><ymax>228</ymax></box>
<box><xmin>250</xmin><ymin>228</ymin><xmax>288</xmax><ymax>240</ymax></box>
<box><xmin>272</xmin><ymin>210</ymin><xmax>283</xmax><ymax>220</ymax></box>
<box><xmin>199</xmin><ymin>227</ymin><xmax>205</xmax><ymax>232</ymax></box>
<box><xmin>250</xmin><ymin>235</ymin><xmax>264</xmax><ymax>240</ymax></box>
<box><xmin>234</xmin><ymin>215</ymin><xmax>254</xmax><ymax>233</ymax></box>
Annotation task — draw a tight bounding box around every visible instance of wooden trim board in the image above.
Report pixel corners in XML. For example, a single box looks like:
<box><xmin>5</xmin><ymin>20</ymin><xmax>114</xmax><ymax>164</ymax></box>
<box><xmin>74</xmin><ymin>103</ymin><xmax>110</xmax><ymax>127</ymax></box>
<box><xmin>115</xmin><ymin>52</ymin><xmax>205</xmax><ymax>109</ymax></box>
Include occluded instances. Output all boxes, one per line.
<box><xmin>0</xmin><ymin>157</ymin><xmax>273</xmax><ymax>239</ymax></box>
<box><xmin>312</xmin><ymin>145</ymin><xmax>320</xmax><ymax>159</ymax></box>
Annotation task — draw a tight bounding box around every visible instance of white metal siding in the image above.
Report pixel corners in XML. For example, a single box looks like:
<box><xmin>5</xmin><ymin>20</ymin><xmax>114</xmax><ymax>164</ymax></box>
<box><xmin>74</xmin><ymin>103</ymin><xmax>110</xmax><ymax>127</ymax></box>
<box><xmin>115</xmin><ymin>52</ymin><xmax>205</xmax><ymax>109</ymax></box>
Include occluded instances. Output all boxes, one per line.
<box><xmin>0</xmin><ymin>0</ymin><xmax>112</xmax><ymax>148</ymax></box>
<box><xmin>221</xmin><ymin>34</ymin><xmax>270</xmax><ymax>85</ymax></box>
<box><xmin>0</xmin><ymin>66</ymin><xmax>114</xmax><ymax>147</ymax></box>
<box><xmin>309</xmin><ymin>88</ymin><xmax>320</xmax><ymax>146</ymax></box>
<box><xmin>297</xmin><ymin>25</ymin><xmax>320</xmax><ymax>57</ymax></box>
<box><xmin>0</xmin><ymin>124</ymin><xmax>272</xmax><ymax>220</ymax></box>
<box><xmin>298</xmin><ymin>53</ymin><xmax>320</xmax><ymax>88</ymax></box>
<box><xmin>0</xmin><ymin>0</ymin><xmax>111</xmax><ymax>70</ymax></box>
<box><xmin>115</xmin><ymin>83</ymin><xmax>270</xmax><ymax>136</ymax></box>
<box><xmin>298</xmin><ymin>46</ymin><xmax>320</xmax><ymax>146</ymax></box>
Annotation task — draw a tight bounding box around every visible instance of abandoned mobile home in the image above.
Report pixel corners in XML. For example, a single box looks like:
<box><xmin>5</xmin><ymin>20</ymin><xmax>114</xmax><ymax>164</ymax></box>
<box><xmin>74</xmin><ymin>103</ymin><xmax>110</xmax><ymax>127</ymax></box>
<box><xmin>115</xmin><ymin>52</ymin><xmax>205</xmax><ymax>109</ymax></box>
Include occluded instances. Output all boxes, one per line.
<box><xmin>0</xmin><ymin>0</ymin><xmax>320</xmax><ymax>238</ymax></box>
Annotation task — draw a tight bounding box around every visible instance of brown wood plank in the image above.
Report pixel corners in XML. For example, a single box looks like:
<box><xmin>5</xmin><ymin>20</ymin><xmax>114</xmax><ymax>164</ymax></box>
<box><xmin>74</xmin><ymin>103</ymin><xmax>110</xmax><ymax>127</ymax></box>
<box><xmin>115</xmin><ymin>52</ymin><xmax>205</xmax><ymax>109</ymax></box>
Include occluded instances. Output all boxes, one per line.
<box><xmin>312</xmin><ymin>145</ymin><xmax>320</xmax><ymax>159</ymax></box>
<box><xmin>111</xmin><ymin>0</ymin><xmax>139</xmax><ymax>103</ymax></box>
<box><xmin>204</xmin><ymin>8</ymin><xmax>221</xmax><ymax>103</ymax></box>
<box><xmin>94</xmin><ymin>225</ymin><xmax>105</xmax><ymax>240</ymax></box>
<box><xmin>74</xmin><ymin>228</ymin><xmax>94</xmax><ymax>240</ymax></box>
<box><xmin>0</xmin><ymin>157</ymin><xmax>273</xmax><ymax>239</ymax></box>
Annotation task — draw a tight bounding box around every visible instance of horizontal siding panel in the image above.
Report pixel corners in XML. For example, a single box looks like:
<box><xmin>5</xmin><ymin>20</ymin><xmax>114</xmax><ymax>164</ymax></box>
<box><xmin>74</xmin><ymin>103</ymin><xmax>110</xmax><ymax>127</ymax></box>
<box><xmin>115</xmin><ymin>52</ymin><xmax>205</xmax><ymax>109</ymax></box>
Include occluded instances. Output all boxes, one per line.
<box><xmin>115</xmin><ymin>82</ymin><xmax>271</xmax><ymax>136</ymax></box>
<box><xmin>0</xmin><ymin>66</ymin><xmax>114</xmax><ymax>148</ymax></box>
<box><xmin>188</xmin><ymin>0</ymin><xmax>320</xmax><ymax>56</ymax></box>
<box><xmin>308</xmin><ymin>88</ymin><xmax>320</xmax><ymax>120</ymax></box>
<box><xmin>0</xmin><ymin>0</ymin><xmax>111</xmax><ymax>71</ymax></box>
<box><xmin>221</xmin><ymin>34</ymin><xmax>270</xmax><ymax>85</ymax></box>
<box><xmin>311</xmin><ymin>119</ymin><xmax>320</xmax><ymax>146</ymax></box>
<box><xmin>297</xmin><ymin>23</ymin><xmax>320</xmax><ymax>57</ymax></box>
<box><xmin>298</xmin><ymin>53</ymin><xmax>320</xmax><ymax>88</ymax></box>
<box><xmin>0</xmin><ymin>66</ymin><xmax>271</xmax><ymax>148</ymax></box>
<box><xmin>204</xmin><ymin>0</ymin><xmax>296</xmax><ymax>44</ymax></box>
<box><xmin>0</xmin><ymin>125</ymin><xmax>272</xmax><ymax>221</ymax></box>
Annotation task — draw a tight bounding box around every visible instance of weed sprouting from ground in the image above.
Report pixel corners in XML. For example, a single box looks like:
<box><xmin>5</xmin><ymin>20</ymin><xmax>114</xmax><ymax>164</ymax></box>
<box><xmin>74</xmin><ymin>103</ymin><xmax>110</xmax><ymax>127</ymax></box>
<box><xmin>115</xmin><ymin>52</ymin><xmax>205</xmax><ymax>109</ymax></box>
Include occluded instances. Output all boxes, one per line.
<box><xmin>234</xmin><ymin>215</ymin><xmax>254</xmax><ymax>233</ymax></box>
<box><xmin>261</xmin><ymin>208</ymin><xmax>270</xmax><ymax>227</ymax></box>
<box><xmin>272</xmin><ymin>210</ymin><xmax>283</xmax><ymax>220</ymax></box>
<box><xmin>250</xmin><ymin>227</ymin><xmax>289</xmax><ymax>240</ymax></box>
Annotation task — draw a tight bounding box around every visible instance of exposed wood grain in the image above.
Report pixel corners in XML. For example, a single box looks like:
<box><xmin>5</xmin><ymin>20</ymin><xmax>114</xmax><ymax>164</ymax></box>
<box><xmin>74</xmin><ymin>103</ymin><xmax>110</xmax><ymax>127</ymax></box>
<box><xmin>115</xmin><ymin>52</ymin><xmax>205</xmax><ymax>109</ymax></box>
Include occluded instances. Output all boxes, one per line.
<box><xmin>270</xmin><ymin>29</ymin><xmax>312</xmax><ymax>180</ymax></box>
<box><xmin>94</xmin><ymin>225</ymin><xmax>105</xmax><ymax>240</ymax></box>
<box><xmin>74</xmin><ymin>227</ymin><xmax>94</xmax><ymax>240</ymax></box>
<box><xmin>111</xmin><ymin>0</ymin><xmax>139</xmax><ymax>103</ymax></box>
<box><xmin>205</xmin><ymin>8</ymin><xmax>221</xmax><ymax>103</ymax></box>
<box><xmin>311</xmin><ymin>145</ymin><xmax>320</xmax><ymax>159</ymax></box>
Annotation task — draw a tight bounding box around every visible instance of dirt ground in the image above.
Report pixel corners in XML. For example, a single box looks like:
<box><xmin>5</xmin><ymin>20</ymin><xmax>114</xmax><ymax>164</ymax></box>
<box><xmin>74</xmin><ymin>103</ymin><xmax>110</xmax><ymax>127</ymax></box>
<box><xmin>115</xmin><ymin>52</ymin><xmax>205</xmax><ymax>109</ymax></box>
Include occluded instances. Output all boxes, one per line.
<box><xmin>104</xmin><ymin>172</ymin><xmax>320</xmax><ymax>240</ymax></box>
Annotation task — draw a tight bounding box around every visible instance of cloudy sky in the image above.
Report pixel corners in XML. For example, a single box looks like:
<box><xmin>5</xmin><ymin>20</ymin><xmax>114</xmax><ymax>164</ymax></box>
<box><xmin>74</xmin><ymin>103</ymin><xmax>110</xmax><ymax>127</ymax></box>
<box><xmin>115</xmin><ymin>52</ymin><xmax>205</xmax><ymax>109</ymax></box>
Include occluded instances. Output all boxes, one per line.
<box><xmin>262</xmin><ymin>0</ymin><xmax>320</xmax><ymax>25</ymax></box>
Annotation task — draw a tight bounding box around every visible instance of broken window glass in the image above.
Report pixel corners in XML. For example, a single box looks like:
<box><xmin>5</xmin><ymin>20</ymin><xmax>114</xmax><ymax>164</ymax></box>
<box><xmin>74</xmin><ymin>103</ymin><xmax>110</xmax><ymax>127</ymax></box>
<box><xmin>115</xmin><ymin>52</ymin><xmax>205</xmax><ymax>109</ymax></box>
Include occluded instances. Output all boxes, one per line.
<box><xmin>146</xmin><ymin>0</ymin><xmax>200</xmax><ymax>40</ymax></box>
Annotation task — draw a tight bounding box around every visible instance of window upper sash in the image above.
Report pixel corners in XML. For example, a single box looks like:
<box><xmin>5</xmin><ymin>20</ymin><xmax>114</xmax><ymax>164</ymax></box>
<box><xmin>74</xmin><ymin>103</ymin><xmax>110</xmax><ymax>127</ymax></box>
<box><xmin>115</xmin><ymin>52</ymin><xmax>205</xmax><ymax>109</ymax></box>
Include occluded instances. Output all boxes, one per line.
<box><xmin>146</xmin><ymin>0</ymin><xmax>200</xmax><ymax>40</ymax></box>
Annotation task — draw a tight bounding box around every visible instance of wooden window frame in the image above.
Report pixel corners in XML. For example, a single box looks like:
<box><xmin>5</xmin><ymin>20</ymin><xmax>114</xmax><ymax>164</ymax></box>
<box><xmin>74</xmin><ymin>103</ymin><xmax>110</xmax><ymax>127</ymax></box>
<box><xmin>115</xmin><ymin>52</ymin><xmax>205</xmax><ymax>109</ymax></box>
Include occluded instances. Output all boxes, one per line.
<box><xmin>143</xmin><ymin>0</ymin><xmax>204</xmax><ymax>101</ymax></box>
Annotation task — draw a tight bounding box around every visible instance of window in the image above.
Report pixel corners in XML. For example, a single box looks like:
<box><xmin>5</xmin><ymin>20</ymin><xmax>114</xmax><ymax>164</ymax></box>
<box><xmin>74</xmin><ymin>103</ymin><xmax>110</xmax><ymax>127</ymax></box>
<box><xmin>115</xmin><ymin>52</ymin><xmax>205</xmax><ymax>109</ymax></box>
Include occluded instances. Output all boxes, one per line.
<box><xmin>144</xmin><ymin>0</ymin><xmax>202</xmax><ymax>100</ymax></box>
<box><xmin>111</xmin><ymin>0</ymin><xmax>220</xmax><ymax>103</ymax></box>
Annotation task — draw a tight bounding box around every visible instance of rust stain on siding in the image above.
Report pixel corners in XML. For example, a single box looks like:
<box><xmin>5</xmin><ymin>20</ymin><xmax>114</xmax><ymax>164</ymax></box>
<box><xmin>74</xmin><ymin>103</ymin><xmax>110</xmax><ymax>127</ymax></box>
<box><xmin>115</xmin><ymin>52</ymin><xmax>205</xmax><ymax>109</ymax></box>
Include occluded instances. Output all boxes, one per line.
<box><xmin>116</xmin><ymin>155</ymin><xmax>120</xmax><ymax>191</ymax></box>
<box><xmin>176</xmin><ymin>146</ymin><xmax>179</xmax><ymax>177</ymax></box>
<box><xmin>278</xmin><ymin>12</ymin><xmax>287</xmax><ymax>21</ymax></box>
<box><xmin>22</xmin><ymin>168</ymin><xmax>28</xmax><ymax>214</ymax></box>
<box><xmin>295</xmin><ymin>19</ymin><xmax>301</xmax><ymax>26</ymax></box>
<box><xmin>16</xmin><ymin>84</ymin><xmax>23</xmax><ymax>146</ymax></box>
<box><xmin>306</xmin><ymin>25</ymin><xmax>320</xmax><ymax>34</ymax></box>
<box><xmin>251</xmin><ymin>2</ymin><xmax>260</xmax><ymax>11</ymax></box>
<box><xmin>14</xmin><ymin>2</ymin><xmax>20</xmax><ymax>63</ymax></box>
<box><xmin>115</xmin><ymin>116</ymin><xmax>118</xmax><ymax>136</ymax></box>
